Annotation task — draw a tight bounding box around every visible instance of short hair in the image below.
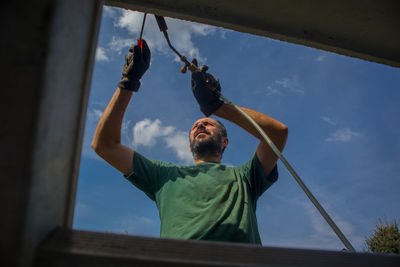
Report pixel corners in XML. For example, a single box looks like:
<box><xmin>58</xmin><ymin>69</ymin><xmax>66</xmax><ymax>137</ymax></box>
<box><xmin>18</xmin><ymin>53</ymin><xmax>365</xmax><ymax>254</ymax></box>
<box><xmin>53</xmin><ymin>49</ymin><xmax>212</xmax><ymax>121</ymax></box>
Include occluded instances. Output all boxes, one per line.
<box><xmin>215</xmin><ymin>120</ymin><xmax>227</xmax><ymax>138</ymax></box>
<box><xmin>216</xmin><ymin>120</ymin><xmax>228</xmax><ymax>154</ymax></box>
<box><xmin>189</xmin><ymin>118</ymin><xmax>228</xmax><ymax>155</ymax></box>
<box><xmin>188</xmin><ymin>119</ymin><xmax>228</xmax><ymax>140</ymax></box>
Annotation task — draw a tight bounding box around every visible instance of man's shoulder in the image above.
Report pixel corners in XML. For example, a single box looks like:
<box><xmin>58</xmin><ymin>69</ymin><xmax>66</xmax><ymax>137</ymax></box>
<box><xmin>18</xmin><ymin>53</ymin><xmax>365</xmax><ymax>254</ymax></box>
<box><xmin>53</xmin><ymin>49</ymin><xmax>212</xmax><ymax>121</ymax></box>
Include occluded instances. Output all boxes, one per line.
<box><xmin>229</xmin><ymin>153</ymin><xmax>259</xmax><ymax>171</ymax></box>
<box><xmin>134</xmin><ymin>151</ymin><xmax>178</xmax><ymax>168</ymax></box>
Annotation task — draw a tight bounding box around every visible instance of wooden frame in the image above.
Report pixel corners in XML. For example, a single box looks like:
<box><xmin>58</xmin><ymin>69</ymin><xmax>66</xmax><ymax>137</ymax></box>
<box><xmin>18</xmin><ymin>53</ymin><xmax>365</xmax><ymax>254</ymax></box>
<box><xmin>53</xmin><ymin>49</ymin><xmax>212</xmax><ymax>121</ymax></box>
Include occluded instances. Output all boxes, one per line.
<box><xmin>36</xmin><ymin>228</ymin><xmax>400</xmax><ymax>266</ymax></box>
<box><xmin>2</xmin><ymin>1</ymin><xmax>399</xmax><ymax>266</ymax></box>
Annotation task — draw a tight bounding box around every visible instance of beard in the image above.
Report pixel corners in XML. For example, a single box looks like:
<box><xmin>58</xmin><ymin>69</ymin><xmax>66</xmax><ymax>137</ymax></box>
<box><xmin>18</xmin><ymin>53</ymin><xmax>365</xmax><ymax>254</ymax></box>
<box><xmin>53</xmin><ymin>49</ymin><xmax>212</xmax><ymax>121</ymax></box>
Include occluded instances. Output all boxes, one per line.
<box><xmin>190</xmin><ymin>133</ymin><xmax>224</xmax><ymax>161</ymax></box>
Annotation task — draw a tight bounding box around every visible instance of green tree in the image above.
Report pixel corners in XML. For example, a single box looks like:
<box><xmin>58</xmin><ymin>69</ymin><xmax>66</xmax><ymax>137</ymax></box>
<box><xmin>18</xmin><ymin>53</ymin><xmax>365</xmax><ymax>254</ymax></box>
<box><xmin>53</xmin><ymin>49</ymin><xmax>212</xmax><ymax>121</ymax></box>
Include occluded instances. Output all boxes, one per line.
<box><xmin>365</xmin><ymin>218</ymin><xmax>400</xmax><ymax>254</ymax></box>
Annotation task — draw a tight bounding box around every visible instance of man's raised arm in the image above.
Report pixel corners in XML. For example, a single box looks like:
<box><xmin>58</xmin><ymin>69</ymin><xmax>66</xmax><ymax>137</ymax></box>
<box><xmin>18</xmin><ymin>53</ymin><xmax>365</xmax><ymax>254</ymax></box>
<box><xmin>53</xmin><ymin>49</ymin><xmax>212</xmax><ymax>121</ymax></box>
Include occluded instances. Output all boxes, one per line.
<box><xmin>214</xmin><ymin>104</ymin><xmax>288</xmax><ymax>177</ymax></box>
<box><xmin>92</xmin><ymin>40</ymin><xmax>151</xmax><ymax>176</ymax></box>
<box><xmin>190</xmin><ymin>60</ymin><xmax>288</xmax><ymax>177</ymax></box>
<box><xmin>92</xmin><ymin>89</ymin><xmax>135</xmax><ymax>175</ymax></box>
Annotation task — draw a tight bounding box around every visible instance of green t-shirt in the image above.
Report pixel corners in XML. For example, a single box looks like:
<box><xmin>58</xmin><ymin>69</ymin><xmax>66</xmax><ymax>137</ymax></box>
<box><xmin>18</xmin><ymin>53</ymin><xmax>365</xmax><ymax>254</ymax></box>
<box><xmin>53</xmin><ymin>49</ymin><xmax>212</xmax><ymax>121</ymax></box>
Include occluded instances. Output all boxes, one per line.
<box><xmin>125</xmin><ymin>152</ymin><xmax>278</xmax><ymax>244</ymax></box>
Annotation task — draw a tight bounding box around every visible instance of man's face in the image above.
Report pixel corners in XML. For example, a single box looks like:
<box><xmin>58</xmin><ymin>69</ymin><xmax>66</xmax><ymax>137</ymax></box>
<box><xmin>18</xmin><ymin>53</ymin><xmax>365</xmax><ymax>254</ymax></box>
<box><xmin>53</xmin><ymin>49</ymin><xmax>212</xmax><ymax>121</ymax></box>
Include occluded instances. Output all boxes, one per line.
<box><xmin>189</xmin><ymin>118</ymin><xmax>228</xmax><ymax>160</ymax></box>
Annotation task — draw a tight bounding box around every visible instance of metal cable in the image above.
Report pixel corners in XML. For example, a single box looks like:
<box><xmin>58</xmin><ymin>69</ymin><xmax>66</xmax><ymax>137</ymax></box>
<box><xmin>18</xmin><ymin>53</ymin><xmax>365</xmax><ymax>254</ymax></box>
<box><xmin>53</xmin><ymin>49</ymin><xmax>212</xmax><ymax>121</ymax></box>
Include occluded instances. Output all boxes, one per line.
<box><xmin>215</xmin><ymin>90</ymin><xmax>356</xmax><ymax>252</ymax></box>
<box><xmin>154</xmin><ymin>13</ymin><xmax>355</xmax><ymax>251</ymax></box>
<box><xmin>162</xmin><ymin>31</ymin><xmax>190</xmax><ymax>65</ymax></box>
<box><xmin>139</xmin><ymin>13</ymin><xmax>147</xmax><ymax>41</ymax></box>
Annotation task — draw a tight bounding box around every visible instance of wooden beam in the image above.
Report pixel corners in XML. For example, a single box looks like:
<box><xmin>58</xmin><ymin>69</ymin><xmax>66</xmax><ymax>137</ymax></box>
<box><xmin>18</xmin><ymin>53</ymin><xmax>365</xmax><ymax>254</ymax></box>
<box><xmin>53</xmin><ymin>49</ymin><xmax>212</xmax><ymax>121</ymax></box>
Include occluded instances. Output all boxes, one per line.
<box><xmin>106</xmin><ymin>0</ymin><xmax>400</xmax><ymax>67</ymax></box>
<box><xmin>0</xmin><ymin>0</ymin><xmax>103</xmax><ymax>266</ymax></box>
<box><xmin>36</xmin><ymin>228</ymin><xmax>400</xmax><ymax>267</ymax></box>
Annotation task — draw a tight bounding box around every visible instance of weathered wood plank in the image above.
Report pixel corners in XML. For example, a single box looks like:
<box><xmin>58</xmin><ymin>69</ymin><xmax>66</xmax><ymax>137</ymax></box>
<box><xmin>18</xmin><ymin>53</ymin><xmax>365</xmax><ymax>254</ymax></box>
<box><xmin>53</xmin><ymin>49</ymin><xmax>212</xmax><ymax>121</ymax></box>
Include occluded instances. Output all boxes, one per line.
<box><xmin>36</xmin><ymin>228</ymin><xmax>400</xmax><ymax>267</ymax></box>
<box><xmin>1</xmin><ymin>1</ymin><xmax>103</xmax><ymax>266</ymax></box>
<box><xmin>106</xmin><ymin>0</ymin><xmax>400</xmax><ymax>67</ymax></box>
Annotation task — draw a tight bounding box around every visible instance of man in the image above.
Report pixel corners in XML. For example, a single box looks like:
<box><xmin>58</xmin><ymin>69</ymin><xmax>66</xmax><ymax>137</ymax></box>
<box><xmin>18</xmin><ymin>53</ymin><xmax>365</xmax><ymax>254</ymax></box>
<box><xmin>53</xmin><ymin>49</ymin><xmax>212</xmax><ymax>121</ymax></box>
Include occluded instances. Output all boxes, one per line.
<box><xmin>92</xmin><ymin>40</ymin><xmax>288</xmax><ymax>244</ymax></box>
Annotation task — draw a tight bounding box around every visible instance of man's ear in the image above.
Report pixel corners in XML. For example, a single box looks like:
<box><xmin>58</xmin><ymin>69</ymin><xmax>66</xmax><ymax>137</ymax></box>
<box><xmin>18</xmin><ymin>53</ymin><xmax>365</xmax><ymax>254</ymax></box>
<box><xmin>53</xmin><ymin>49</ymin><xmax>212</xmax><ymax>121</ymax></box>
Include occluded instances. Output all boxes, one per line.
<box><xmin>223</xmin><ymin>137</ymin><xmax>229</xmax><ymax>148</ymax></box>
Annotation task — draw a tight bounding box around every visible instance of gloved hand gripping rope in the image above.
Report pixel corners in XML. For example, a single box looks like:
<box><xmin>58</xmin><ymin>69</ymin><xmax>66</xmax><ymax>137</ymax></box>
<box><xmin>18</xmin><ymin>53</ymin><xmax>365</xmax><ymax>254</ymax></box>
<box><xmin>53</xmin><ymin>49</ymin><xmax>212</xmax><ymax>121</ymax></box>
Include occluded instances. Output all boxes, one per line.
<box><xmin>153</xmin><ymin>14</ymin><xmax>355</xmax><ymax>251</ymax></box>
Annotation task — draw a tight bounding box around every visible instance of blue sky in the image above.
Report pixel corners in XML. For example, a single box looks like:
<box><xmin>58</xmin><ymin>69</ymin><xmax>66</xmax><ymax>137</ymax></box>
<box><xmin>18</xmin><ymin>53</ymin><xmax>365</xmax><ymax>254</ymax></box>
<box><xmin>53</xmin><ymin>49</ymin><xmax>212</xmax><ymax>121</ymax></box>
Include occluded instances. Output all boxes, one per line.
<box><xmin>73</xmin><ymin>6</ymin><xmax>400</xmax><ymax>251</ymax></box>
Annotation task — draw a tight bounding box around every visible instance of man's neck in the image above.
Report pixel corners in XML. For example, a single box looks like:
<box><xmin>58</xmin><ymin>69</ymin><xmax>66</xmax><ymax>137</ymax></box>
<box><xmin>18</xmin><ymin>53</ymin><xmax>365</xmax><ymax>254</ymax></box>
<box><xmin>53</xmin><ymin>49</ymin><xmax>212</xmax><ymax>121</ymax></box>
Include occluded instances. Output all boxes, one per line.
<box><xmin>194</xmin><ymin>156</ymin><xmax>221</xmax><ymax>165</ymax></box>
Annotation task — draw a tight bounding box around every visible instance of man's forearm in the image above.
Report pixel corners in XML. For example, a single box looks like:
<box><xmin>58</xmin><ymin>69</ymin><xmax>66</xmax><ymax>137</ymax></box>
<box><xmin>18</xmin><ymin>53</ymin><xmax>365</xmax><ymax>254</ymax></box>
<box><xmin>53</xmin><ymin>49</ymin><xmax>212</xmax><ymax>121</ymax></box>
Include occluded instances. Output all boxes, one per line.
<box><xmin>92</xmin><ymin>88</ymin><xmax>133</xmax><ymax>152</ymax></box>
<box><xmin>214</xmin><ymin>103</ymin><xmax>288</xmax><ymax>151</ymax></box>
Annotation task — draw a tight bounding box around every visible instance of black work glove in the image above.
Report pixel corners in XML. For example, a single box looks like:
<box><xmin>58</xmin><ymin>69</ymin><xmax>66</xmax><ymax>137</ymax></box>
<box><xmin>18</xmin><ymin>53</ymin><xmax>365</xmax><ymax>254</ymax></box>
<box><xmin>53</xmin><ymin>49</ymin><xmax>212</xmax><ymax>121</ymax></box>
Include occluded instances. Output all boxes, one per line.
<box><xmin>191</xmin><ymin>59</ymin><xmax>223</xmax><ymax>117</ymax></box>
<box><xmin>118</xmin><ymin>39</ymin><xmax>151</xmax><ymax>92</ymax></box>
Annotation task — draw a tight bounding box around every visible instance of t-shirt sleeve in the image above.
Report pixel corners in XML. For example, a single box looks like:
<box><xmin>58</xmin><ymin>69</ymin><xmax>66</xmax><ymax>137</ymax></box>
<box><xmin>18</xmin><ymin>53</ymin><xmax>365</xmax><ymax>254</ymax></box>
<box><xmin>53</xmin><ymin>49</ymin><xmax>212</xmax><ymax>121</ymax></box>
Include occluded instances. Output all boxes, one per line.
<box><xmin>124</xmin><ymin>152</ymin><xmax>169</xmax><ymax>201</ymax></box>
<box><xmin>236</xmin><ymin>153</ymin><xmax>278</xmax><ymax>201</ymax></box>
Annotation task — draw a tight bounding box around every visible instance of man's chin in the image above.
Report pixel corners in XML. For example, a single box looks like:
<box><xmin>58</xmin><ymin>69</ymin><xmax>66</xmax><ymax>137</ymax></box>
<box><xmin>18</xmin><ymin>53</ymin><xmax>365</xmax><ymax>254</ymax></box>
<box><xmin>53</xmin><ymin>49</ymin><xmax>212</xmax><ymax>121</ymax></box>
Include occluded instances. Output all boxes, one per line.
<box><xmin>195</xmin><ymin>132</ymin><xmax>210</xmax><ymax>138</ymax></box>
<box><xmin>195</xmin><ymin>135</ymin><xmax>211</xmax><ymax>142</ymax></box>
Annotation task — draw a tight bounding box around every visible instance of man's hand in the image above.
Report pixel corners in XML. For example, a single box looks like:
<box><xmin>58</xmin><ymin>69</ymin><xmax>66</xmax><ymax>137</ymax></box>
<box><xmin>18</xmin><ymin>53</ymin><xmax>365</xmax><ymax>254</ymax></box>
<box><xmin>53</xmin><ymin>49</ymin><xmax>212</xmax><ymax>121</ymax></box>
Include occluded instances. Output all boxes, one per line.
<box><xmin>118</xmin><ymin>39</ymin><xmax>151</xmax><ymax>92</ymax></box>
<box><xmin>191</xmin><ymin>59</ymin><xmax>223</xmax><ymax>117</ymax></box>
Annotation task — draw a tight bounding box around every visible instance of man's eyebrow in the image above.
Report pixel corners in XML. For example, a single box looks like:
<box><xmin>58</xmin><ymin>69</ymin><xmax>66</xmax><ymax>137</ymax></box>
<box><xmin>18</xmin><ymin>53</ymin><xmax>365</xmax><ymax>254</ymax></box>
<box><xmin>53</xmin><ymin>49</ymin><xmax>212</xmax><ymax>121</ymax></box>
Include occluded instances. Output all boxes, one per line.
<box><xmin>191</xmin><ymin>120</ymin><xmax>216</xmax><ymax>130</ymax></box>
<box><xmin>191</xmin><ymin>122</ymin><xmax>199</xmax><ymax>130</ymax></box>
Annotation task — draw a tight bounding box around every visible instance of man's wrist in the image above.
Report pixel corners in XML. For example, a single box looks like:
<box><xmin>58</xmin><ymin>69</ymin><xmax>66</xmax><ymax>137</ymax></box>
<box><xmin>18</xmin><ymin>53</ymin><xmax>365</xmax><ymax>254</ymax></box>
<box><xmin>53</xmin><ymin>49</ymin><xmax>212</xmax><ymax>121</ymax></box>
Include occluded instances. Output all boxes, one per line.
<box><xmin>118</xmin><ymin>78</ymin><xmax>141</xmax><ymax>92</ymax></box>
<box><xmin>213</xmin><ymin>103</ymin><xmax>231</xmax><ymax>118</ymax></box>
<box><xmin>200</xmin><ymin>100</ymin><xmax>224</xmax><ymax>117</ymax></box>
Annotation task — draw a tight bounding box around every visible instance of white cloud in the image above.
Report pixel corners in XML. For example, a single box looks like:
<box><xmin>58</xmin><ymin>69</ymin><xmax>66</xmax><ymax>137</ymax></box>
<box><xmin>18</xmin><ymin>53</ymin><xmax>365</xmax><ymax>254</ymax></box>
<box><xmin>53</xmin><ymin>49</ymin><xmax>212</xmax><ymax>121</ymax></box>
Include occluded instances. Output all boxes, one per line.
<box><xmin>109</xmin><ymin>36</ymin><xmax>135</xmax><ymax>54</ymax></box>
<box><xmin>131</xmin><ymin>118</ymin><xmax>193</xmax><ymax>164</ymax></box>
<box><xmin>103</xmin><ymin>6</ymin><xmax>118</xmax><ymax>17</ymax></box>
<box><xmin>74</xmin><ymin>202</ymin><xmax>89</xmax><ymax>220</ymax></box>
<box><xmin>82</xmin><ymin>115</ymin><xmax>193</xmax><ymax>164</ymax></box>
<box><xmin>112</xmin><ymin>10</ymin><xmax>220</xmax><ymax>62</ymax></box>
<box><xmin>300</xmin><ymin>202</ymin><xmax>355</xmax><ymax>249</ymax></box>
<box><xmin>326</xmin><ymin>128</ymin><xmax>362</xmax><ymax>142</ymax></box>
<box><xmin>80</xmin><ymin>108</ymin><xmax>105</xmax><ymax>161</ymax></box>
<box><xmin>264</xmin><ymin>194</ymin><xmax>364</xmax><ymax>250</ymax></box>
<box><xmin>321</xmin><ymin>116</ymin><xmax>336</xmax><ymax>125</ymax></box>
<box><xmin>265</xmin><ymin>85</ymin><xmax>283</xmax><ymax>96</ymax></box>
<box><xmin>95</xmin><ymin>47</ymin><xmax>109</xmax><ymax>62</ymax></box>
<box><xmin>220</xmin><ymin>30</ymin><xmax>229</xmax><ymax>39</ymax></box>
<box><xmin>131</xmin><ymin>118</ymin><xmax>174</xmax><ymax>147</ymax></box>
<box><xmin>121</xmin><ymin>119</ymin><xmax>132</xmax><ymax>145</ymax></box>
<box><xmin>164</xmin><ymin>131</ymin><xmax>193</xmax><ymax>164</ymax></box>
<box><xmin>272</xmin><ymin>75</ymin><xmax>305</xmax><ymax>95</ymax></box>
<box><xmin>116</xmin><ymin>10</ymin><xmax>144</xmax><ymax>33</ymax></box>
<box><xmin>275</xmin><ymin>78</ymin><xmax>289</xmax><ymax>88</ymax></box>
<box><xmin>316</xmin><ymin>54</ymin><xmax>326</xmax><ymax>62</ymax></box>
<box><xmin>87</xmin><ymin>108</ymin><xmax>103</xmax><ymax>121</ymax></box>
